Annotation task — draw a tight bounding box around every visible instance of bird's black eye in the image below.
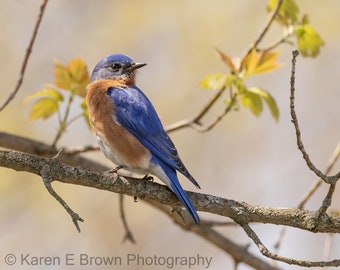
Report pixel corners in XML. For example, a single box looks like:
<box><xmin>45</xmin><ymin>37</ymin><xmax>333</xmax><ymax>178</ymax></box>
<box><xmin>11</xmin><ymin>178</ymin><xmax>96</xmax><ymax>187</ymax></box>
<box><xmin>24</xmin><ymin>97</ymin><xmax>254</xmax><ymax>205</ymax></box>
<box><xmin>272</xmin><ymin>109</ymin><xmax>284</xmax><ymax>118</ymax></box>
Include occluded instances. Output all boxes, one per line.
<box><xmin>110</xmin><ymin>63</ymin><xmax>122</xmax><ymax>72</ymax></box>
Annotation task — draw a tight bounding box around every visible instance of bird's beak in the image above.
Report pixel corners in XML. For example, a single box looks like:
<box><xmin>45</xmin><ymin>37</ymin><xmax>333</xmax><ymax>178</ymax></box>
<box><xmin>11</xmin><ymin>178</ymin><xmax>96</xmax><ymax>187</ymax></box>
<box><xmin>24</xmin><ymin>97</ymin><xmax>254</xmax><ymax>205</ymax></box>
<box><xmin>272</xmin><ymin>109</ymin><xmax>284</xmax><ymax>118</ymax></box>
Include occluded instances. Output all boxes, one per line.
<box><xmin>129</xmin><ymin>62</ymin><xmax>147</xmax><ymax>71</ymax></box>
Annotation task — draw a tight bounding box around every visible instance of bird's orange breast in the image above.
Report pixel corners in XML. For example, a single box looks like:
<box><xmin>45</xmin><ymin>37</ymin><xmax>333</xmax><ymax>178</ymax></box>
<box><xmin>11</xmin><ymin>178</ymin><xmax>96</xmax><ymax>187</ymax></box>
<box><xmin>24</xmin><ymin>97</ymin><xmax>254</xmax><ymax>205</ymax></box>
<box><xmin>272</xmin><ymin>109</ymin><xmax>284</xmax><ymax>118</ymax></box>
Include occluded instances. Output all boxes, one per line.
<box><xmin>86</xmin><ymin>80</ymin><xmax>151</xmax><ymax>170</ymax></box>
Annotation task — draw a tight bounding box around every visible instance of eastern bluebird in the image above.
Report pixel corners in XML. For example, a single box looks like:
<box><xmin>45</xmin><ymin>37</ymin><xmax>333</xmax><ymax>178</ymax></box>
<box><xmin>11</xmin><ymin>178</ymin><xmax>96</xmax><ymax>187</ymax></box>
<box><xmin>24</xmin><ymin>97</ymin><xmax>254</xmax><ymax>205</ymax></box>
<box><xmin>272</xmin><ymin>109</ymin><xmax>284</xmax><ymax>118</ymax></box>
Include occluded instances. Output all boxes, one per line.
<box><xmin>86</xmin><ymin>54</ymin><xmax>200</xmax><ymax>224</ymax></box>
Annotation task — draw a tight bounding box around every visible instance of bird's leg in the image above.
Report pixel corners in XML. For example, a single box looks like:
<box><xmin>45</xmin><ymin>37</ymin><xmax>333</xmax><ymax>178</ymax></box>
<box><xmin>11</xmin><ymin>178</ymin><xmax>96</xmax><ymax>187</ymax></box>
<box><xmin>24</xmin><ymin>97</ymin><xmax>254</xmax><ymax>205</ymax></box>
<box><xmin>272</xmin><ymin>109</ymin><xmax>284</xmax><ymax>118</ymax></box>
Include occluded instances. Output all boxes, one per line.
<box><xmin>105</xmin><ymin>165</ymin><xmax>125</xmax><ymax>183</ymax></box>
<box><xmin>106</xmin><ymin>165</ymin><xmax>125</xmax><ymax>174</ymax></box>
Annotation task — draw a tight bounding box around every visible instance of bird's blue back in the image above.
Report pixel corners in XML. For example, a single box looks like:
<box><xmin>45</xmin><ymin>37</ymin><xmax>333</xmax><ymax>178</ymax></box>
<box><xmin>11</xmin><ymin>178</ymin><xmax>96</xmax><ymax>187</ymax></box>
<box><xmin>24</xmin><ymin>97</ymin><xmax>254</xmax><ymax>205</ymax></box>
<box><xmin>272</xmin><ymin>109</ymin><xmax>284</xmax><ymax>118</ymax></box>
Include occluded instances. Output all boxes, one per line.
<box><xmin>106</xmin><ymin>85</ymin><xmax>200</xmax><ymax>189</ymax></box>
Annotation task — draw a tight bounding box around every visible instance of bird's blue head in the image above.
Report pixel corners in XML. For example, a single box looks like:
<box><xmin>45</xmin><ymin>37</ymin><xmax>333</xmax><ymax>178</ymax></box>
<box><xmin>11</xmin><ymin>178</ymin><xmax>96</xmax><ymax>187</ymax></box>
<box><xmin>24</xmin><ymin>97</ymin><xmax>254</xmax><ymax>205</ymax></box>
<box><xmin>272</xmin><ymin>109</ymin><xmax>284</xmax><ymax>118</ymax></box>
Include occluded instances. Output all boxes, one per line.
<box><xmin>90</xmin><ymin>54</ymin><xmax>146</xmax><ymax>82</ymax></box>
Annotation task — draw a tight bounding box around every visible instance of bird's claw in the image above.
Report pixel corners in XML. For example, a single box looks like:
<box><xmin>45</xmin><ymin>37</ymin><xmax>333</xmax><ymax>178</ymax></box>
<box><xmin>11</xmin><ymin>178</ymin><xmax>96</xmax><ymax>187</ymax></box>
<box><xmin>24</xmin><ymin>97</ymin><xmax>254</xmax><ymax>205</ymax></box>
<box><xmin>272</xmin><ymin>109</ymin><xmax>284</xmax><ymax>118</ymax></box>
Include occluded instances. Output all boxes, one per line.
<box><xmin>106</xmin><ymin>165</ymin><xmax>125</xmax><ymax>174</ymax></box>
<box><xmin>105</xmin><ymin>165</ymin><xmax>125</xmax><ymax>183</ymax></box>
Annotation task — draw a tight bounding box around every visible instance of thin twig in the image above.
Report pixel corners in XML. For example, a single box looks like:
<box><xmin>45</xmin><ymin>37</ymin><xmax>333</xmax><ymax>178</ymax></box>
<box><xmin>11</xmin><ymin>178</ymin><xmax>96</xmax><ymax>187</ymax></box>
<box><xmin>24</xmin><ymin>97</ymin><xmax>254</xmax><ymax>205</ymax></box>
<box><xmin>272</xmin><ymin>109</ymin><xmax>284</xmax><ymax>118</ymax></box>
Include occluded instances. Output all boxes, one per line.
<box><xmin>196</xmin><ymin>93</ymin><xmax>237</xmax><ymax>132</ymax></box>
<box><xmin>274</xmin><ymin>142</ymin><xmax>340</xmax><ymax>251</ymax></box>
<box><xmin>119</xmin><ymin>194</ymin><xmax>136</xmax><ymax>244</ymax></box>
<box><xmin>52</xmin><ymin>93</ymin><xmax>74</xmax><ymax>146</ymax></box>
<box><xmin>317</xmin><ymin>143</ymin><xmax>340</xmax><ymax>217</ymax></box>
<box><xmin>166</xmin><ymin>88</ymin><xmax>236</xmax><ymax>134</ymax></box>
<box><xmin>0</xmin><ymin>0</ymin><xmax>49</xmax><ymax>111</ymax></box>
<box><xmin>246</xmin><ymin>0</ymin><xmax>284</xmax><ymax>55</ymax></box>
<box><xmin>264</xmin><ymin>30</ymin><xmax>295</xmax><ymax>52</ymax></box>
<box><xmin>193</xmin><ymin>86</ymin><xmax>227</xmax><ymax>125</ymax></box>
<box><xmin>299</xmin><ymin>143</ymin><xmax>339</xmax><ymax>210</ymax></box>
<box><xmin>40</xmin><ymin>149</ymin><xmax>84</xmax><ymax>232</ymax></box>
<box><xmin>165</xmin><ymin>86</ymin><xmax>227</xmax><ymax>133</ymax></box>
<box><xmin>290</xmin><ymin>50</ymin><xmax>340</xmax><ymax>184</ymax></box>
<box><xmin>241</xmin><ymin>223</ymin><xmax>340</xmax><ymax>267</ymax></box>
<box><xmin>273</xmin><ymin>51</ymin><xmax>340</xmax><ymax>251</ymax></box>
<box><xmin>317</xmin><ymin>183</ymin><xmax>337</xmax><ymax>217</ymax></box>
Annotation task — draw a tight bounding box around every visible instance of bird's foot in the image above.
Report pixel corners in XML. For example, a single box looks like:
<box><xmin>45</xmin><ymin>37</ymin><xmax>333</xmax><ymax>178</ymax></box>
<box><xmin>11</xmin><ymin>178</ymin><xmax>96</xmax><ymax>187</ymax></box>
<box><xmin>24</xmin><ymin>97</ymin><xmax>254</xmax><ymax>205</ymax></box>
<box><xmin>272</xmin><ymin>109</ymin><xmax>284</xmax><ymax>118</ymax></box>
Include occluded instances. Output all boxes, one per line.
<box><xmin>106</xmin><ymin>165</ymin><xmax>125</xmax><ymax>174</ymax></box>
<box><xmin>105</xmin><ymin>165</ymin><xmax>125</xmax><ymax>183</ymax></box>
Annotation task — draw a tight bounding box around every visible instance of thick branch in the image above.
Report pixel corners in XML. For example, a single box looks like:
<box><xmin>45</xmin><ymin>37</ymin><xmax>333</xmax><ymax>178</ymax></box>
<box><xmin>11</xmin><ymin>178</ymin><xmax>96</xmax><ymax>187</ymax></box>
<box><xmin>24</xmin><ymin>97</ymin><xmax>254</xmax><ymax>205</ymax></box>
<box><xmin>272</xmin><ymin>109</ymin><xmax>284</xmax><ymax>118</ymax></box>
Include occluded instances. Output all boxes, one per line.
<box><xmin>1</xmin><ymin>149</ymin><xmax>340</xmax><ymax>234</ymax></box>
<box><xmin>0</xmin><ymin>131</ymin><xmax>106</xmax><ymax>171</ymax></box>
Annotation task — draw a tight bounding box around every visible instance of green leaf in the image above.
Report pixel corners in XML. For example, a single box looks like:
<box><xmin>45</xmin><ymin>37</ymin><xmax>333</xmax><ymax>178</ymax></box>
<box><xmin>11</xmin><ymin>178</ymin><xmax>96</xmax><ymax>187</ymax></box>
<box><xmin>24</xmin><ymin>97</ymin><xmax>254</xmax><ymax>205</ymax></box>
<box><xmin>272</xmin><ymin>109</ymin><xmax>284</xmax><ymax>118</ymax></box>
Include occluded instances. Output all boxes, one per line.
<box><xmin>23</xmin><ymin>87</ymin><xmax>63</xmax><ymax>121</ymax></box>
<box><xmin>22</xmin><ymin>87</ymin><xmax>63</xmax><ymax>105</ymax></box>
<box><xmin>295</xmin><ymin>24</ymin><xmax>324</xmax><ymax>57</ymax></box>
<box><xmin>268</xmin><ymin>0</ymin><xmax>299</xmax><ymax>25</ymax></box>
<box><xmin>248</xmin><ymin>87</ymin><xmax>279</xmax><ymax>121</ymax></box>
<box><xmin>29</xmin><ymin>98</ymin><xmax>59</xmax><ymax>120</ymax></box>
<box><xmin>233</xmin><ymin>77</ymin><xmax>247</xmax><ymax>94</ymax></box>
<box><xmin>199</xmin><ymin>73</ymin><xmax>229</xmax><ymax>90</ymax></box>
<box><xmin>241</xmin><ymin>89</ymin><xmax>263</xmax><ymax>117</ymax></box>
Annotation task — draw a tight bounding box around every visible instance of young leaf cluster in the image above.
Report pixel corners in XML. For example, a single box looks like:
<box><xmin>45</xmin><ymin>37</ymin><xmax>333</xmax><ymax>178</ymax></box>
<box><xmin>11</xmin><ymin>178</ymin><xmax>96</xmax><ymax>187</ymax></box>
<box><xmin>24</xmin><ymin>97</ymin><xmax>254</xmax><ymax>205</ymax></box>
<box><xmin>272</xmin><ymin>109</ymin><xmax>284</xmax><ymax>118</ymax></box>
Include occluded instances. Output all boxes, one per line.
<box><xmin>23</xmin><ymin>58</ymin><xmax>90</xmax><ymax>145</ymax></box>
<box><xmin>200</xmin><ymin>48</ymin><xmax>280</xmax><ymax>121</ymax></box>
<box><xmin>199</xmin><ymin>0</ymin><xmax>324</xmax><ymax>121</ymax></box>
<box><xmin>268</xmin><ymin>0</ymin><xmax>324</xmax><ymax>57</ymax></box>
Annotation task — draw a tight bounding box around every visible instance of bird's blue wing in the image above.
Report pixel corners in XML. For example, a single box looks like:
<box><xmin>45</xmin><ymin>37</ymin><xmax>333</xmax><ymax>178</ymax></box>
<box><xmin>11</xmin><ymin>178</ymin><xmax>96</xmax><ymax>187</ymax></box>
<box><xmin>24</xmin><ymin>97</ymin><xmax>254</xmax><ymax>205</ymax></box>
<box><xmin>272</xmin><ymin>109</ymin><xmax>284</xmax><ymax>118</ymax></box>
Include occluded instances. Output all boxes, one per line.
<box><xmin>106</xmin><ymin>86</ymin><xmax>200</xmax><ymax>188</ymax></box>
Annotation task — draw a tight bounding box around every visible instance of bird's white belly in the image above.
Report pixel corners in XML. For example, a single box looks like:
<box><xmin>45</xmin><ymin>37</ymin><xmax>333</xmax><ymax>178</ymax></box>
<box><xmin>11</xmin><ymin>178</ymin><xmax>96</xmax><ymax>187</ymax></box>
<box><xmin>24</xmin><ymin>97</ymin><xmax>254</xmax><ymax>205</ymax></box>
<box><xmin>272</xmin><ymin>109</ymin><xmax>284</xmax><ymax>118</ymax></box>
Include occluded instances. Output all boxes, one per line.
<box><xmin>96</xmin><ymin>135</ymin><xmax>151</xmax><ymax>175</ymax></box>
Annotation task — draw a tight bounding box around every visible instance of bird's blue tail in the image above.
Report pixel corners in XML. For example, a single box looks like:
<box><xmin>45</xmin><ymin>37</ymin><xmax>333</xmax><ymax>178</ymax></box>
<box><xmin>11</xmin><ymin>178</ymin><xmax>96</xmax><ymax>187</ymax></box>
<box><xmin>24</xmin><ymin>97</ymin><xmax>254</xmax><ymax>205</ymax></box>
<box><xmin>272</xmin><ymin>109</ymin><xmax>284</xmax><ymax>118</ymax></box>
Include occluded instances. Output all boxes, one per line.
<box><xmin>169</xmin><ymin>177</ymin><xmax>200</xmax><ymax>224</ymax></box>
<box><xmin>156</xmin><ymin>161</ymin><xmax>200</xmax><ymax>224</ymax></box>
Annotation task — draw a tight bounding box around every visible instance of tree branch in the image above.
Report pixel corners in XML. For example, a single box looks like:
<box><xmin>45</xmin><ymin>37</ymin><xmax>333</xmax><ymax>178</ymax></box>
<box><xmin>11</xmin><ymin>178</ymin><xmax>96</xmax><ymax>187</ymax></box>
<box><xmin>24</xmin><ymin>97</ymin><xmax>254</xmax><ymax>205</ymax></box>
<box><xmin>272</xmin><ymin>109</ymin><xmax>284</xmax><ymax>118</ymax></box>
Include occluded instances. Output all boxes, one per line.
<box><xmin>0</xmin><ymin>131</ymin><xmax>106</xmax><ymax>171</ymax></box>
<box><xmin>1</xmin><ymin>149</ymin><xmax>340</xmax><ymax>234</ymax></box>
<box><xmin>165</xmin><ymin>86</ymin><xmax>228</xmax><ymax>133</ymax></box>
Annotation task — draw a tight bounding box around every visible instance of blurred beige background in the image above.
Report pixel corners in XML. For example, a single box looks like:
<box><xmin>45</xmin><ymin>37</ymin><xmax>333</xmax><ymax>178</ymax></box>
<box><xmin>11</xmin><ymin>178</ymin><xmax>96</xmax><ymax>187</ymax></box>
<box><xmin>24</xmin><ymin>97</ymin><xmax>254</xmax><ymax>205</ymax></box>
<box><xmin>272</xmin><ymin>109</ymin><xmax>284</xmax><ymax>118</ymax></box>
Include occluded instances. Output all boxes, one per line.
<box><xmin>0</xmin><ymin>1</ymin><xmax>339</xmax><ymax>269</ymax></box>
